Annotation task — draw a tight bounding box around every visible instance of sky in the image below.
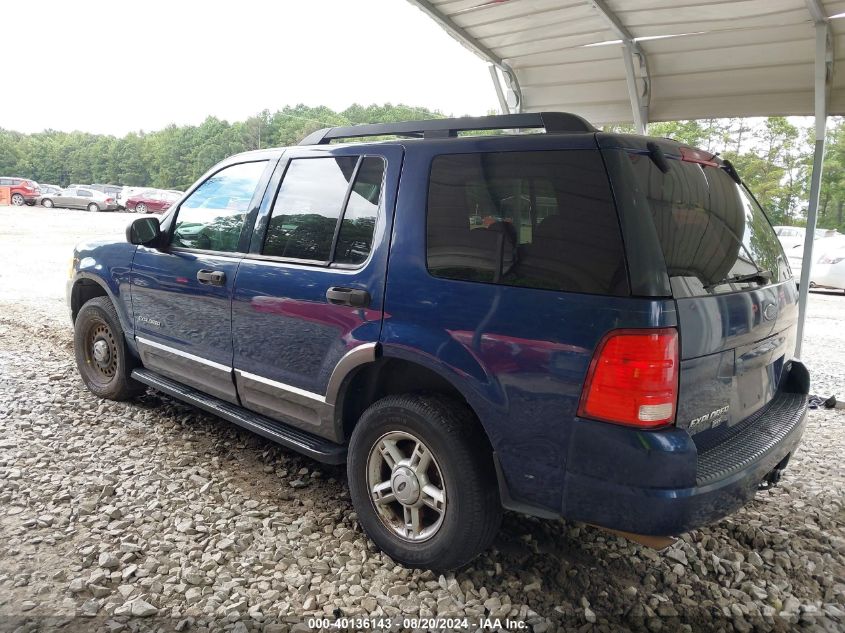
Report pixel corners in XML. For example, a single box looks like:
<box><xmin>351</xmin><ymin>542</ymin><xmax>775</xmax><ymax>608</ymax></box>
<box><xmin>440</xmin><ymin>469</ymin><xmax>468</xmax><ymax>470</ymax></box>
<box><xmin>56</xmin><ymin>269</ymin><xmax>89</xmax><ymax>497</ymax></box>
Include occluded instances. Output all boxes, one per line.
<box><xmin>4</xmin><ymin>0</ymin><xmax>498</xmax><ymax>136</ymax></box>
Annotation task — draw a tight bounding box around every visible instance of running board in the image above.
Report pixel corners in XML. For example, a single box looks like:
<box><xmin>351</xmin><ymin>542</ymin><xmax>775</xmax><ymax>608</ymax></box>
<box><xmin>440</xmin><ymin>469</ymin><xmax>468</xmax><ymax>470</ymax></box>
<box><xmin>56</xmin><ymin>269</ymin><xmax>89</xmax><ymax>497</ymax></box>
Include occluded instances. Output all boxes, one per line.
<box><xmin>131</xmin><ymin>368</ymin><xmax>347</xmax><ymax>465</ymax></box>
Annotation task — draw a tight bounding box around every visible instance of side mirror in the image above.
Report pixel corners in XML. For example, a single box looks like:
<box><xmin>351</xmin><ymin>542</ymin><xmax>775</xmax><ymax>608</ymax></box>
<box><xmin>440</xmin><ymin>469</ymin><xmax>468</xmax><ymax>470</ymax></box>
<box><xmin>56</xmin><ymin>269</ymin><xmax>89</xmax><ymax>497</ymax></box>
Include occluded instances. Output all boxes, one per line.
<box><xmin>127</xmin><ymin>216</ymin><xmax>162</xmax><ymax>246</ymax></box>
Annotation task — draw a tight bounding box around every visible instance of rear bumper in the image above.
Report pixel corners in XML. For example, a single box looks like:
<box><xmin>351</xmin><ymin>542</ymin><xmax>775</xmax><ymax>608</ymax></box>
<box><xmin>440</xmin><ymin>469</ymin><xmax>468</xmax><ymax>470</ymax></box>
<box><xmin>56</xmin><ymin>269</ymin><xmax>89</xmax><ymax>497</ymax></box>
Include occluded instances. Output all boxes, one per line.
<box><xmin>557</xmin><ymin>369</ymin><xmax>808</xmax><ymax>535</ymax></box>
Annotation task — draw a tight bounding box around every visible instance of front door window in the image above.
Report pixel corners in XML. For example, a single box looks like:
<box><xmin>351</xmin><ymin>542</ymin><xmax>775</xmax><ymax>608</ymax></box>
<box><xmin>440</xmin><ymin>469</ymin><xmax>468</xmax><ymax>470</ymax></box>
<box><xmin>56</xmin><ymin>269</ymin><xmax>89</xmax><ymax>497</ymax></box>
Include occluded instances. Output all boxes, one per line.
<box><xmin>171</xmin><ymin>161</ymin><xmax>267</xmax><ymax>252</ymax></box>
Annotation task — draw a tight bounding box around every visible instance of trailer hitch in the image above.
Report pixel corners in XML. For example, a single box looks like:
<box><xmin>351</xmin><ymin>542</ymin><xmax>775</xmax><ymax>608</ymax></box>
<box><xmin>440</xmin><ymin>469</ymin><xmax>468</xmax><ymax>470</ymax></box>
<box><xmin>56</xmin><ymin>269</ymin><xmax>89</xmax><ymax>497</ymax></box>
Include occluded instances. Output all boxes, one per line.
<box><xmin>758</xmin><ymin>454</ymin><xmax>791</xmax><ymax>490</ymax></box>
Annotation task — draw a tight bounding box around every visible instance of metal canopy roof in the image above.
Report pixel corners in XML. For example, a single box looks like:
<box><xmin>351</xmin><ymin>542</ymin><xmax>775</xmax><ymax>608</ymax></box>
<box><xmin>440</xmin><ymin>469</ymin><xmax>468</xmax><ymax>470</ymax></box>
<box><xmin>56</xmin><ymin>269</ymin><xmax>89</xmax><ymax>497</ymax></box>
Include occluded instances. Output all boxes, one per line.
<box><xmin>408</xmin><ymin>0</ymin><xmax>842</xmax><ymax>357</ymax></box>
<box><xmin>409</xmin><ymin>0</ymin><xmax>842</xmax><ymax>128</ymax></box>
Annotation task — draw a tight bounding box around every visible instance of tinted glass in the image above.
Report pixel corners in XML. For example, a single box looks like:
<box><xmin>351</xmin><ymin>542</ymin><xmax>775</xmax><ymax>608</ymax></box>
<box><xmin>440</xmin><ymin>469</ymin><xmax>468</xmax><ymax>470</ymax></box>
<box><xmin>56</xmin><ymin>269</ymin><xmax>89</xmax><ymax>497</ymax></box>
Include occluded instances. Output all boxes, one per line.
<box><xmin>172</xmin><ymin>161</ymin><xmax>266</xmax><ymax>252</ymax></box>
<box><xmin>426</xmin><ymin>150</ymin><xmax>628</xmax><ymax>295</ymax></box>
<box><xmin>263</xmin><ymin>157</ymin><xmax>357</xmax><ymax>261</ymax></box>
<box><xmin>625</xmin><ymin>152</ymin><xmax>790</xmax><ymax>297</ymax></box>
<box><xmin>334</xmin><ymin>157</ymin><xmax>385</xmax><ymax>265</ymax></box>
<box><xmin>77</xmin><ymin>189</ymin><xmax>93</xmax><ymax>197</ymax></box>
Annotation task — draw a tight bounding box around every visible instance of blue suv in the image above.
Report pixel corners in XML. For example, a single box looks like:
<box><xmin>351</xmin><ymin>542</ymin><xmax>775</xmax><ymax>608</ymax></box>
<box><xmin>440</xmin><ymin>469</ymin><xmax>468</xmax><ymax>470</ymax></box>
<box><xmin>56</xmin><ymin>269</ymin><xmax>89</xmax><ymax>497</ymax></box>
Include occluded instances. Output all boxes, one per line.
<box><xmin>68</xmin><ymin>113</ymin><xmax>809</xmax><ymax>570</ymax></box>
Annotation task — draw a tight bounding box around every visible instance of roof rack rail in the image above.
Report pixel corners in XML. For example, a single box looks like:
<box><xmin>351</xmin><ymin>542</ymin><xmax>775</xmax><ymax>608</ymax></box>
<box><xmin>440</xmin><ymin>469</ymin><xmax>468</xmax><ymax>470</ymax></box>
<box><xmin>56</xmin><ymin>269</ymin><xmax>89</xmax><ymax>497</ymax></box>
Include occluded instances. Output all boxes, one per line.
<box><xmin>298</xmin><ymin>112</ymin><xmax>595</xmax><ymax>145</ymax></box>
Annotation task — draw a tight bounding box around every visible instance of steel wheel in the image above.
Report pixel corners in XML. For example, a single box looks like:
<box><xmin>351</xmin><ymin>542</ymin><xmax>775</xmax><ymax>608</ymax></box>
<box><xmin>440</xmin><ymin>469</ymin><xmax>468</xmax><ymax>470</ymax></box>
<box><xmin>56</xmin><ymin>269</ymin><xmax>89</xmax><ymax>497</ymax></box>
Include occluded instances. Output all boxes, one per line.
<box><xmin>82</xmin><ymin>320</ymin><xmax>119</xmax><ymax>386</ymax></box>
<box><xmin>11</xmin><ymin>193</ymin><xmax>25</xmax><ymax>206</ymax></box>
<box><xmin>136</xmin><ymin>203</ymin><xmax>147</xmax><ymax>214</ymax></box>
<box><xmin>42</xmin><ymin>198</ymin><xmax>54</xmax><ymax>208</ymax></box>
<box><xmin>366</xmin><ymin>430</ymin><xmax>447</xmax><ymax>542</ymax></box>
<box><xmin>87</xmin><ymin>203</ymin><xmax>99</xmax><ymax>213</ymax></box>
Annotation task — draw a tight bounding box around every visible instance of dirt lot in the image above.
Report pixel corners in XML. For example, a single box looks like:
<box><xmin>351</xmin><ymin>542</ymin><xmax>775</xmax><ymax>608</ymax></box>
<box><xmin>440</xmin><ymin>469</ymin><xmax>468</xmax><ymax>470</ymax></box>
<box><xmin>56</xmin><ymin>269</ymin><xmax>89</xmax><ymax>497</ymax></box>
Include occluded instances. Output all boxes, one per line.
<box><xmin>0</xmin><ymin>205</ymin><xmax>843</xmax><ymax>632</ymax></box>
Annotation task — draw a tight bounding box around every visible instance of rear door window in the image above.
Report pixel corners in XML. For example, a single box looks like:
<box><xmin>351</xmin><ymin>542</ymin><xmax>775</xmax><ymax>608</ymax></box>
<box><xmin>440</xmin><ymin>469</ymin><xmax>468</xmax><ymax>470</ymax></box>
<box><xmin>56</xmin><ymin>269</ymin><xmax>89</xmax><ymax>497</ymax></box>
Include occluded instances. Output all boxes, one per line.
<box><xmin>263</xmin><ymin>156</ymin><xmax>385</xmax><ymax>265</ymax></box>
<box><xmin>624</xmin><ymin>152</ymin><xmax>790</xmax><ymax>297</ymax></box>
<box><xmin>426</xmin><ymin>150</ymin><xmax>628</xmax><ymax>295</ymax></box>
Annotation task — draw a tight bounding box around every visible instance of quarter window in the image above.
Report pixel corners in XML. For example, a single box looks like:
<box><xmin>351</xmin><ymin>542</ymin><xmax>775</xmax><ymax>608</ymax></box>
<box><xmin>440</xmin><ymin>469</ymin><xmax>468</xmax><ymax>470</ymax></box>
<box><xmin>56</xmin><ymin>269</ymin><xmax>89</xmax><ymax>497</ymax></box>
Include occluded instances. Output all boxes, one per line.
<box><xmin>334</xmin><ymin>157</ymin><xmax>385</xmax><ymax>265</ymax></box>
<box><xmin>426</xmin><ymin>150</ymin><xmax>628</xmax><ymax>295</ymax></box>
<box><xmin>172</xmin><ymin>161</ymin><xmax>267</xmax><ymax>252</ymax></box>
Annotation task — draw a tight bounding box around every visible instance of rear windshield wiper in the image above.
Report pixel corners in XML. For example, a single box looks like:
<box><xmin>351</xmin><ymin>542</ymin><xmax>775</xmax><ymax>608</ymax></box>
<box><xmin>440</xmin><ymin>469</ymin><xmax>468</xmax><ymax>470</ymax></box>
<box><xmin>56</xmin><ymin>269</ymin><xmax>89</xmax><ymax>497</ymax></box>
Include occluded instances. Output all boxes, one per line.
<box><xmin>705</xmin><ymin>270</ymin><xmax>772</xmax><ymax>290</ymax></box>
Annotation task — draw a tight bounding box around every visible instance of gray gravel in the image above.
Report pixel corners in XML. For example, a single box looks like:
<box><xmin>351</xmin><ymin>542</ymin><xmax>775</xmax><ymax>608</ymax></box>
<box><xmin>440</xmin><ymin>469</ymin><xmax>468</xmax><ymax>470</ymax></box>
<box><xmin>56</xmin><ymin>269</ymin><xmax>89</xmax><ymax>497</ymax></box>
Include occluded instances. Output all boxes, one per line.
<box><xmin>1</xmin><ymin>206</ymin><xmax>844</xmax><ymax>632</ymax></box>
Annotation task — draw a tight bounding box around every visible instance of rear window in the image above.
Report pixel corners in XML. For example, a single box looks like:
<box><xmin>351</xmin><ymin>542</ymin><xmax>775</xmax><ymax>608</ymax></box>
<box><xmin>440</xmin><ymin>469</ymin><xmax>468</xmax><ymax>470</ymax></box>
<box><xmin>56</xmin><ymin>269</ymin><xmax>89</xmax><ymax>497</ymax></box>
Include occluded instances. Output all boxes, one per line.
<box><xmin>625</xmin><ymin>151</ymin><xmax>790</xmax><ymax>297</ymax></box>
<box><xmin>426</xmin><ymin>150</ymin><xmax>628</xmax><ymax>296</ymax></box>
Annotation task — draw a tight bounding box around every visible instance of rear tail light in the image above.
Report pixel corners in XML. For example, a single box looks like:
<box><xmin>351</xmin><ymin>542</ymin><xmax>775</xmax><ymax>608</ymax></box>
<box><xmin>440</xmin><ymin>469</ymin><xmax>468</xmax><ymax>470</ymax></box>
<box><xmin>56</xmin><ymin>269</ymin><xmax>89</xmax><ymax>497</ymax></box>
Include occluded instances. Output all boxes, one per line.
<box><xmin>578</xmin><ymin>328</ymin><xmax>679</xmax><ymax>428</ymax></box>
<box><xmin>105</xmin><ymin>197</ymin><xmax>114</xmax><ymax>203</ymax></box>
<box><xmin>680</xmin><ymin>146</ymin><xmax>718</xmax><ymax>167</ymax></box>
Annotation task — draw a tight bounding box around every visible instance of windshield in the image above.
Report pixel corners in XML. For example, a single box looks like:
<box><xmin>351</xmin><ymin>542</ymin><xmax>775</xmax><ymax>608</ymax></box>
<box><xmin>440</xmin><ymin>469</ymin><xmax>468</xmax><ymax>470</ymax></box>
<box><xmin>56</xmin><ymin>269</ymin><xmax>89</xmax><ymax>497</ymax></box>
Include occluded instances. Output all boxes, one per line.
<box><xmin>625</xmin><ymin>151</ymin><xmax>790</xmax><ymax>297</ymax></box>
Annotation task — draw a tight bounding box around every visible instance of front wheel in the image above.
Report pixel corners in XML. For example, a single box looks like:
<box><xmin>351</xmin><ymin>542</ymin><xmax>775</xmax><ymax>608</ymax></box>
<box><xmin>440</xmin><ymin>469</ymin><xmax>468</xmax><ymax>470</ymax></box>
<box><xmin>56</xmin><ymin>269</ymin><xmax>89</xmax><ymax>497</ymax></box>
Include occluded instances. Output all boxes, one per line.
<box><xmin>136</xmin><ymin>202</ymin><xmax>147</xmax><ymax>214</ymax></box>
<box><xmin>11</xmin><ymin>193</ymin><xmax>25</xmax><ymax>206</ymax></box>
<box><xmin>42</xmin><ymin>198</ymin><xmax>54</xmax><ymax>208</ymax></box>
<box><xmin>73</xmin><ymin>296</ymin><xmax>145</xmax><ymax>400</ymax></box>
<box><xmin>348</xmin><ymin>394</ymin><xmax>502</xmax><ymax>570</ymax></box>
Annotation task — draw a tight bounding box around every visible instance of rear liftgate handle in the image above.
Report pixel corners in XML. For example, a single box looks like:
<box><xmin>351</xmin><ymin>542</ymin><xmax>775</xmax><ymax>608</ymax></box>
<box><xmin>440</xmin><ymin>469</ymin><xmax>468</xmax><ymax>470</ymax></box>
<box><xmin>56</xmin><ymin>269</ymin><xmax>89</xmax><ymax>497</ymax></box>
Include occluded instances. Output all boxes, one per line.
<box><xmin>326</xmin><ymin>286</ymin><xmax>371</xmax><ymax>308</ymax></box>
<box><xmin>196</xmin><ymin>269</ymin><xmax>226</xmax><ymax>286</ymax></box>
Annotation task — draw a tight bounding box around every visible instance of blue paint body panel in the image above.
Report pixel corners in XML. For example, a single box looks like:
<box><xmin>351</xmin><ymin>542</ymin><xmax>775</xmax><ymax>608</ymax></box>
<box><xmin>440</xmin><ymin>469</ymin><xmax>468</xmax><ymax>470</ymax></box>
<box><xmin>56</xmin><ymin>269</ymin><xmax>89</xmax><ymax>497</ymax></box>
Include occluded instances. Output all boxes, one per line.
<box><xmin>67</xmin><ymin>128</ymin><xmax>809</xmax><ymax>536</ymax></box>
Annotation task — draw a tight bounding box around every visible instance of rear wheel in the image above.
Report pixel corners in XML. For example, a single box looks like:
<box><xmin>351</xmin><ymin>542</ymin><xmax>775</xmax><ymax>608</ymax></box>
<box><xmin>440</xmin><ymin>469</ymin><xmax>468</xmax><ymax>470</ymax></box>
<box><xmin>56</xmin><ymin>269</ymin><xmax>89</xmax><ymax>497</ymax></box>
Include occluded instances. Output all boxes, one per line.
<box><xmin>73</xmin><ymin>296</ymin><xmax>145</xmax><ymax>400</ymax></box>
<box><xmin>347</xmin><ymin>394</ymin><xmax>502</xmax><ymax>570</ymax></box>
<box><xmin>87</xmin><ymin>202</ymin><xmax>100</xmax><ymax>213</ymax></box>
<box><xmin>136</xmin><ymin>202</ymin><xmax>147</xmax><ymax>214</ymax></box>
<box><xmin>41</xmin><ymin>198</ymin><xmax>54</xmax><ymax>208</ymax></box>
<box><xmin>11</xmin><ymin>193</ymin><xmax>25</xmax><ymax>206</ymax></box>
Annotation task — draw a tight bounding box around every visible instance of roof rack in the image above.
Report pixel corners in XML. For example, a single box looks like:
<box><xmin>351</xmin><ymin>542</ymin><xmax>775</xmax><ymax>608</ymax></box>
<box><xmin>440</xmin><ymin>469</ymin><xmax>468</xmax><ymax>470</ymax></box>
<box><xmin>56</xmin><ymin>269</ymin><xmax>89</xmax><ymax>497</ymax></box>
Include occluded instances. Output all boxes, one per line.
<box><xmin>298</xmin><ymin>112</ymin><xmax>595</xmax><ymax>145</ymax></box>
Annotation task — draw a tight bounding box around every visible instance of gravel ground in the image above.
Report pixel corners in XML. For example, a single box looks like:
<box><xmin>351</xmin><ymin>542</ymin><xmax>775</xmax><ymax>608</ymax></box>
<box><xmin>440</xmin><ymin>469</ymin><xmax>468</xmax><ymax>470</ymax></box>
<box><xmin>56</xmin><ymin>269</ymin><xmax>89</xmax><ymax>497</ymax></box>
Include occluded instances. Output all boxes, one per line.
<box><xmin>0</xmin><ymin>205</ymin><xmax>843</xmax><ymax>632</ymax></box>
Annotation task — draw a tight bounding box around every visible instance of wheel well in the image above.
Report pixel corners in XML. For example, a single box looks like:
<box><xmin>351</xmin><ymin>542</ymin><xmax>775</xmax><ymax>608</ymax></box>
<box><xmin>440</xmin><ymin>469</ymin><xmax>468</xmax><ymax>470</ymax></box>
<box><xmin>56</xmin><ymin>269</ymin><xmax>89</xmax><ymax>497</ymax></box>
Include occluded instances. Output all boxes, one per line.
<box><xmin>70</xmin><ymin>279</ymin><xmax>108</xmax><ymax>322</ymax></box>
<box><xmin>338</xmin><ymin>358</ymin><xmax>488</xmax><ymax>444</ymax></box>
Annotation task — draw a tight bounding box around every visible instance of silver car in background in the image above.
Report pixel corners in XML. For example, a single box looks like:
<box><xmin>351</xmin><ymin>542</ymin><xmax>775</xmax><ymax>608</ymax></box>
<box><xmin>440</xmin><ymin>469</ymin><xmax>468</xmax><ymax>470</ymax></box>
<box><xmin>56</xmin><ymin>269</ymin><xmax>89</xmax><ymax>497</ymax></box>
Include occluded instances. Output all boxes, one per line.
<box><xmin>39</xmin><ymin>187</ymin><xmax>120</xmax><ymax>212</ymax></box>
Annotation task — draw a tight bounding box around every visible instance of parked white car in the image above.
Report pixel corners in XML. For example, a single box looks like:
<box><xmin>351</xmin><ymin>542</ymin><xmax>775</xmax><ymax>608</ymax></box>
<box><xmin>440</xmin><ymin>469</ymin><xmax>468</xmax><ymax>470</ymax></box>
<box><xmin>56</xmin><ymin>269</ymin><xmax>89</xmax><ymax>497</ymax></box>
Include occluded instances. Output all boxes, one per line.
<box><xmin>788</xmin><ymin>234</ymin><xmax>845</xmax><ymax>290</ymax></box>
<box><xmin>774</xmin><ymin>226</ymin><xmax>838</xmax><ymax>252</ymax></box>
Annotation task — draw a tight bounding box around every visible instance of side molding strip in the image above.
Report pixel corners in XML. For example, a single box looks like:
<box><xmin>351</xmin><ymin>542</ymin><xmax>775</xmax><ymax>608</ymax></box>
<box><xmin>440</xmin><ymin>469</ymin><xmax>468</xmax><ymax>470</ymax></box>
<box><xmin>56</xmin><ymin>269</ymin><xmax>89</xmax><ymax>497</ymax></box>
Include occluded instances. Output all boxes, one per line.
<box><xmin>234</xmin><ymin>369</ymin><xmax>326</xmax><ymax>403</ymax></box>
<box><xmin>135</xmin><ymin>336</ymin><xmax>231</xmax><ymax>372</ymax></box>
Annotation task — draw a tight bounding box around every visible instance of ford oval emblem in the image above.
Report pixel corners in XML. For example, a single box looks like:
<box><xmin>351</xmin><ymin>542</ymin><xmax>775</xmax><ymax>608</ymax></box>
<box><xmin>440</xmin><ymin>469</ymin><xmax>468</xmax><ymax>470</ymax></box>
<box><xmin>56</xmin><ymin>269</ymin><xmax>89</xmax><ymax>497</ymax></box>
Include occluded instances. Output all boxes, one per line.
<box><xmin>763</xmin><ymin>303</ymin><xmax>777</xmax><ymax>321</ymax></box>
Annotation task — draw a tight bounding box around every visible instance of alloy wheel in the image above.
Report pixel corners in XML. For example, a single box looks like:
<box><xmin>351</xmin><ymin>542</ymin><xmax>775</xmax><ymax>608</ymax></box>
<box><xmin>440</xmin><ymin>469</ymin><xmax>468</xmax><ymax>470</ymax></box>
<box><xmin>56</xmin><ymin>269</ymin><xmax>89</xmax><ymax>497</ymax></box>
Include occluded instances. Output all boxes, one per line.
<box><xmin>366</xmin><ymin>430</ymin><xmax>447</xmax><ymax>542</ymax></box>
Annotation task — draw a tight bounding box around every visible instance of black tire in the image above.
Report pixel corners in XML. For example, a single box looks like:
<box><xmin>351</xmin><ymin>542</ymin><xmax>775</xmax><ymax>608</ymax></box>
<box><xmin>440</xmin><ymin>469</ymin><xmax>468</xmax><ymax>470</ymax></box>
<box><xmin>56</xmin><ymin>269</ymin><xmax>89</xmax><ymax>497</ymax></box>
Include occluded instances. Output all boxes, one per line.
<box><xmin>73</xmin><ymin>296</ymin><xmax>145</xmax><ymax>401</ymax></box>
<box><xmin>42</xmin><ymin>198</ymin><xmax>54</xmax><ymax>208</ymax></box>
<box><xmin>348</xmin><ymin>394</ymin><xmax>502</xmax><ymax>570</ymax></box>
<box><xmin>136</xmin><ymin>202</ymin><xmax>147</xmax><ymax>214</ymax></box>
<box><xmin>87</xmin><ymin>202</ymin><xmax>100</xmax><ymax>213</ymax></box>
<box><xmin>11</xmin><ymin>193</ymin><xmax>25</xmax><ymax>206</ymax></box>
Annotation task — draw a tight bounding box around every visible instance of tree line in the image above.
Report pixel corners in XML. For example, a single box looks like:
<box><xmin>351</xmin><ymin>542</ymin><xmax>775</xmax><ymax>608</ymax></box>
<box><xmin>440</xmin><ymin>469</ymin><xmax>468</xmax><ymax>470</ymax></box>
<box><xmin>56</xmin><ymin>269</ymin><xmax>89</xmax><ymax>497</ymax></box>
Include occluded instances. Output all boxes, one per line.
<box><xmin>1</xmin><ymin>104</ymin><xmax>844</xmax><ymax>232</ymax></box>
<box><xmin>0</xmin><ymin>104</ymin><xmax>443</xmax><ymax>192</ymax></box>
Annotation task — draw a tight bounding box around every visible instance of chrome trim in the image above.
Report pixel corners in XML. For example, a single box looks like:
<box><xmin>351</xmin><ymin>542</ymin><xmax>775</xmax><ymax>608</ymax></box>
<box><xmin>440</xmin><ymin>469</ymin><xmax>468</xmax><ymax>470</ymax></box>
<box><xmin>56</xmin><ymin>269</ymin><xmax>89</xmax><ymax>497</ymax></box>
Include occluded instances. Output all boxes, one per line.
<box><xmin>234</xmin><ymin>369</ymin><xmax>326</xmax><ymax>403</ymax></box>
<box><xmin>135</xmin><ymin>336</ymin><xmax>231</xmax><ymax>372</ymax></box>
<box><xmin>325</xmin><ymin>343</ymin><xmax>378</xmax><ymax>405</ymax></box>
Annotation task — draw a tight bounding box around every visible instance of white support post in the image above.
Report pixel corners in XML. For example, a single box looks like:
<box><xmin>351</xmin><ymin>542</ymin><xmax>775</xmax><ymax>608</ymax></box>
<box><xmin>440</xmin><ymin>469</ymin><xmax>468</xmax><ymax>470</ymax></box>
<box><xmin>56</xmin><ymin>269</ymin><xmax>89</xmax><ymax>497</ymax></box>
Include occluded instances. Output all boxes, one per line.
<box><xmin>588</xmin><ymin>1</ymin><xmax>649</xmax><ymax>133</ymax></box>
<box><xmin>796</xmin><ymin>21</ymin><xmax>830</xmax><ymax>358</ymax></box>
<box><xmin>489</xmin><ymin>65</ymin><xmax>510</xmax><ymax>115</ymax></box>
<box><xmin>622</xmin><ymin>41</ymin><xmax>646</xmax><ymax>134</ymax></box>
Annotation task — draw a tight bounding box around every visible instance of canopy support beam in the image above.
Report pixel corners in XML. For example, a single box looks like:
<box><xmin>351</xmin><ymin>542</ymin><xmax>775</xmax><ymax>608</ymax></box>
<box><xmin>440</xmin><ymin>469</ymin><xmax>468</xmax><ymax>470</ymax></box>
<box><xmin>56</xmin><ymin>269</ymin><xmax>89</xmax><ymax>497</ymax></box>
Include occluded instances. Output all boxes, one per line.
<box><xmin>408</xmin><ymin>0</ymin><xmax>522</xmax><ymax>112</ymax></box>
<box><xmin>796</xmin><ymin>10</ymin><xmax>833</xmax><ymax>358</ymax></box>
<box><xmin>489</xmin><ymin>66</ymin><xmax>510</xmax><ymax>115</ymax></box>
<box><xmin>588</xmin><ymin>0</ymin><xmax>650</xmax><ymax>133</ymax></box>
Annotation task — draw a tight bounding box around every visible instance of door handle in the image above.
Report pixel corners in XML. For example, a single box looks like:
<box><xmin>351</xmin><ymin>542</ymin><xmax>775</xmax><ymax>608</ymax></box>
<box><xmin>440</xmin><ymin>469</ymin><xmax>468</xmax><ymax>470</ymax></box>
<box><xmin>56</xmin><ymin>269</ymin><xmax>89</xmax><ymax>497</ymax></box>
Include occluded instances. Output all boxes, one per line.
<box><xmin>197</xmin><ymin>269</ymin><xmax>226</xmax><ymax>286</ymax></box>
<box><xmin>326</xmin><ymin>286</ymin><xmax>370</xmax><ymax>307</ymax></box>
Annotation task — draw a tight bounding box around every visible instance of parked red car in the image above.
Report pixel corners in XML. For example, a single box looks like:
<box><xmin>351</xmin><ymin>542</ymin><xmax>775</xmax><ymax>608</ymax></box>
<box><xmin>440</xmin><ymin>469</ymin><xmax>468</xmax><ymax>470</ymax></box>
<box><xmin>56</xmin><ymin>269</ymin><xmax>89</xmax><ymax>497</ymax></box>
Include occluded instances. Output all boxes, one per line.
<box><xmin>0</xmin><ymin>177</ymin><xmax>40</xmax><ymax>206</ymax></box>
<box><xmin>125</xmin><ymin>190</ymin><xmax>181</xmax><ymax>214</ymax></box>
